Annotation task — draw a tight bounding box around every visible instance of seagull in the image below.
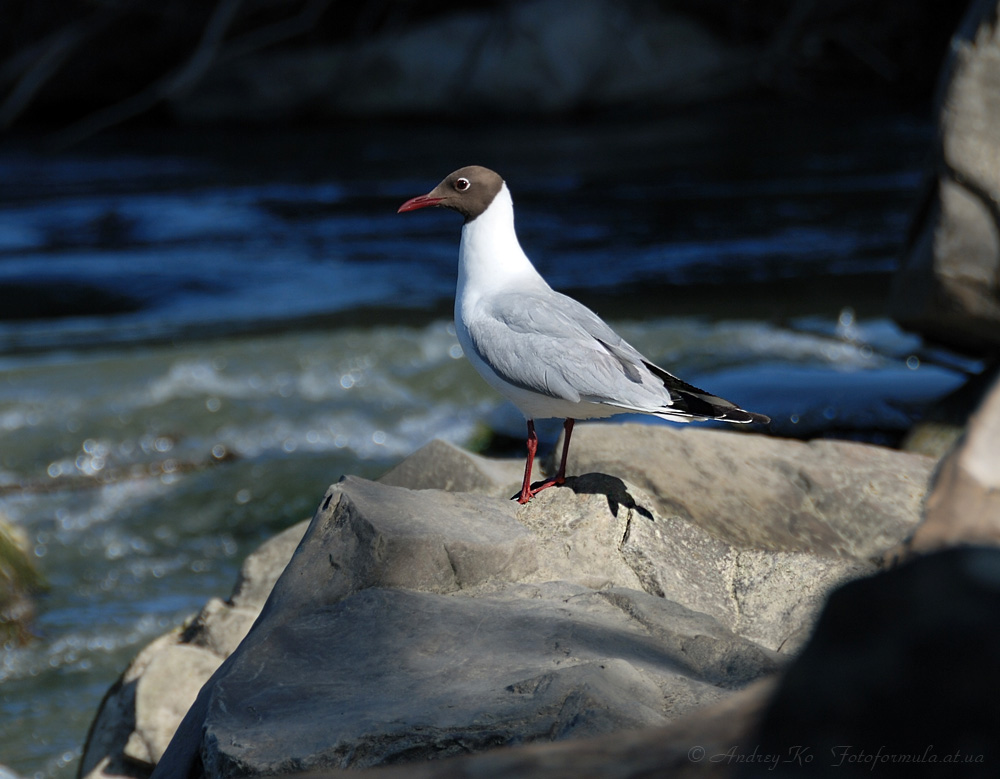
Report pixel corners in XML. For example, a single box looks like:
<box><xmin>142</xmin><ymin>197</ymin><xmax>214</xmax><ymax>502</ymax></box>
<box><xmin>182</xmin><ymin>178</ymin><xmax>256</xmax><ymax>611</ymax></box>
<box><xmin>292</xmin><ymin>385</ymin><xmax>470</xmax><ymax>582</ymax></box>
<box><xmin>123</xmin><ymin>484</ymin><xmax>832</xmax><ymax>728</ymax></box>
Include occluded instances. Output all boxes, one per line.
<box><xmin>398</xmin><ymin>166</ymin><xmax>769</xmax><ymax>504</ymax></box>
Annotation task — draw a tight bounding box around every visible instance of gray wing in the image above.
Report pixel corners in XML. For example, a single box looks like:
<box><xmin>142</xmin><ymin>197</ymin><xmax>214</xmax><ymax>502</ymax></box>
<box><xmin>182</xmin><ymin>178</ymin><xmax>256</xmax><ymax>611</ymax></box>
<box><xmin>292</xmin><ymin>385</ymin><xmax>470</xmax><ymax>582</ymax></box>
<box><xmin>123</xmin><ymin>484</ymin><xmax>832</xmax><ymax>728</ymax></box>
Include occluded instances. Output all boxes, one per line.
<box><xmin>465</xmin><ymin>289</ymin><xmax>768</xmax><ymax>423</ymax></box>
<box><xmin>465</xmin><ymin>288</ymin><xmax>649</xmax><ymax>404</ymax></box>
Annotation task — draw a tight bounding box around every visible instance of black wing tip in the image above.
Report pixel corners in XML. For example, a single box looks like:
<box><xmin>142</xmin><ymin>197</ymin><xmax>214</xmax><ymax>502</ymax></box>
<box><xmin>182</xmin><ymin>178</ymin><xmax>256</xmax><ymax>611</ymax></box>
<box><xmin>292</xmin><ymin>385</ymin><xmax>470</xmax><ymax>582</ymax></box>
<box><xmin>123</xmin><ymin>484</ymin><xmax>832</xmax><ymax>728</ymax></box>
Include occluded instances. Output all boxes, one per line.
<box><xmin>707</xmin><ymin>407</ymin><xmax>770</xmax><ymax>424</ymax></box>
<box><xmin>643</xmin><ymin>361</ymin><xmax>770</xmax><ymax>425</ymax></box>
<box><xmin>672</xmin><ymin>399</ymin><xmax>770</xmax><ymax>425</ymax></box>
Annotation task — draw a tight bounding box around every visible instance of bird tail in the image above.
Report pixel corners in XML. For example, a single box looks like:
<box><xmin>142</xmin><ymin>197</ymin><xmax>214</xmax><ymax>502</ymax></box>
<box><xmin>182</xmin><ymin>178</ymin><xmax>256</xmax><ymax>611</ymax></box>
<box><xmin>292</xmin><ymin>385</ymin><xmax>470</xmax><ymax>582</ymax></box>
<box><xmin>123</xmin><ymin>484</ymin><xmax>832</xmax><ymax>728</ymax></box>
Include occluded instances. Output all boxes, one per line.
<box><xmin>643</xmin><ymin>361</ymin><xmax>770</xmax><ymax>424</ymax></box>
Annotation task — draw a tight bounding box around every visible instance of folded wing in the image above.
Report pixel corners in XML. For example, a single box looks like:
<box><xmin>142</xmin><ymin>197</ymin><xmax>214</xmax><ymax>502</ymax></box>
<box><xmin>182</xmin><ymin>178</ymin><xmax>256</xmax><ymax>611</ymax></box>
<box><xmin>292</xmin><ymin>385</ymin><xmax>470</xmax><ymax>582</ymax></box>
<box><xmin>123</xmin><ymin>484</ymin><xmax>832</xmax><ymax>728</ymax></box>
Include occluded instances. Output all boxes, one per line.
<box><xmin>465</xmin><ymin>289</ymin><xmax>768</xmax><ymax>424</ymax></box>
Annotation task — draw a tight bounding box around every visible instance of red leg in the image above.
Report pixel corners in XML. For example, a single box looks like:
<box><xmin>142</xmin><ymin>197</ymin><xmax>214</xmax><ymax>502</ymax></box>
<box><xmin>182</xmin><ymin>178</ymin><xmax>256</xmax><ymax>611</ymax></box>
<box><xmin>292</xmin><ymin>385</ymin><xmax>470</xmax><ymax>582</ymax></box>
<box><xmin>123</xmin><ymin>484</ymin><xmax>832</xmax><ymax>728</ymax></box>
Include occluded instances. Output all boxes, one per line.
<box><xmin>517</xmin><ymin>420</ymin><xmax>539</xmax><ymax>504</ymax></box>
<box><xmin>516</xmin><ymin>418</ymin><xmax>575</xmax><ymax>504</ymax></box>
<box><xmin>554</xmin><ymin>418</ymin><xmax>575</xmax><ymax>483</ymax></box>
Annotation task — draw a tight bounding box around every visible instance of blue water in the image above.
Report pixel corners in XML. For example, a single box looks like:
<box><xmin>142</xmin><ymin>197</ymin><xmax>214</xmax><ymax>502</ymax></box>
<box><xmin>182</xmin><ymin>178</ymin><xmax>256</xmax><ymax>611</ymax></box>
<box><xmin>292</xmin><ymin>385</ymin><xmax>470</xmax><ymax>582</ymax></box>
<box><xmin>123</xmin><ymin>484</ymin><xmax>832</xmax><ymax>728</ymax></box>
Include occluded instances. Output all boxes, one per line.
<box><xmin>0</xmin><ymin>104</ymin><xmax>972</xmax><ymax>777</ymax></box>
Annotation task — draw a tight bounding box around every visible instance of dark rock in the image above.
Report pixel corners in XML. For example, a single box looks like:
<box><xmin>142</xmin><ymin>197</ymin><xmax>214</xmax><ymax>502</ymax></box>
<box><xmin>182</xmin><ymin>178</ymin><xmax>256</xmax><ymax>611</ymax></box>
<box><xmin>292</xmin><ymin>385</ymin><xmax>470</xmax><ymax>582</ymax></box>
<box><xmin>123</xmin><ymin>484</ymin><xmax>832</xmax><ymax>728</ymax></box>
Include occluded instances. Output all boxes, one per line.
<box><xmin>889</xmin><ymin>0</ymin><xmax>1000</xmax><ymax>354</ymax></box>
<box><xmin>288</xmin><ymin>679</ymin><xmax>779</xmax><ymax>779</ymax></box>
<box><xmin>205</xmin><ymin>585</ymin><xmax>776</xmax><ymax>776</ymax></box>
<box><xmin>744</xmin><ymin>547</ymin><xmax>1000</xmax><ymax>777</ymax></box>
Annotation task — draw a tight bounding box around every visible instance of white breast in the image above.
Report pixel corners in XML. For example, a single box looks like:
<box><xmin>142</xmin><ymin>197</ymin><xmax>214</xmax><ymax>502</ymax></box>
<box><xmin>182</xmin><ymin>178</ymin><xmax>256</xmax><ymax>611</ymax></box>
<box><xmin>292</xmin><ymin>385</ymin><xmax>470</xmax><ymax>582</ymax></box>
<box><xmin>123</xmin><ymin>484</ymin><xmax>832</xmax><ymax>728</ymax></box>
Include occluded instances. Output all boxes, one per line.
<box><xmin>453</xmin><ymin>184</ymin><xmax>624</xmax><ymax>421</ymax></box>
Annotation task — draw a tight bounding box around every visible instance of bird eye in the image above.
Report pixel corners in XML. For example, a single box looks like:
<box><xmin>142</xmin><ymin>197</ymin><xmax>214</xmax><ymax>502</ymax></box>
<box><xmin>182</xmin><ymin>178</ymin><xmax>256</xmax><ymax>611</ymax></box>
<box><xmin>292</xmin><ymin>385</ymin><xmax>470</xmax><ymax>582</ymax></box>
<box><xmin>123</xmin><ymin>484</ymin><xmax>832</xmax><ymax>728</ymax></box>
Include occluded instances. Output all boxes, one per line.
<box><xmin>455</xmin><ymin>177</ymin><xmax>470</xmax><ymax>192</ymax></box>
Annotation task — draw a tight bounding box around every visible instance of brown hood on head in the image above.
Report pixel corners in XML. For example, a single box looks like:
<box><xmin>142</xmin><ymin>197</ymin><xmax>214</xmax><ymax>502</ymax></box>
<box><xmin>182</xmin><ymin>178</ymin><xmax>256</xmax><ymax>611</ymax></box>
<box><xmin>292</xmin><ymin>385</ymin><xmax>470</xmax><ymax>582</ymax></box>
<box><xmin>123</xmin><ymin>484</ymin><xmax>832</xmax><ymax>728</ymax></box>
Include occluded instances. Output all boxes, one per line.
<box><xmin>398</xmin><ymin>166</ymin><xmax>504</xmax><ymax>222</ymax></box>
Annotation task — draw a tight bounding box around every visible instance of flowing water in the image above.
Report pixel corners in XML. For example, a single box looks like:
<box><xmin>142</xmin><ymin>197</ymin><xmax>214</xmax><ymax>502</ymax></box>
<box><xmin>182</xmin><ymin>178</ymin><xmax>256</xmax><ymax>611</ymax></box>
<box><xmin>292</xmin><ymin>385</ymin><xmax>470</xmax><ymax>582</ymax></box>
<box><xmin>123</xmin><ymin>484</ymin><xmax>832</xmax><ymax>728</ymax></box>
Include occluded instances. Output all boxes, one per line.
<box><xmin>0</xmin><ymin>102</ymin><xmax>974</xmax><ymax>776</ymax></box>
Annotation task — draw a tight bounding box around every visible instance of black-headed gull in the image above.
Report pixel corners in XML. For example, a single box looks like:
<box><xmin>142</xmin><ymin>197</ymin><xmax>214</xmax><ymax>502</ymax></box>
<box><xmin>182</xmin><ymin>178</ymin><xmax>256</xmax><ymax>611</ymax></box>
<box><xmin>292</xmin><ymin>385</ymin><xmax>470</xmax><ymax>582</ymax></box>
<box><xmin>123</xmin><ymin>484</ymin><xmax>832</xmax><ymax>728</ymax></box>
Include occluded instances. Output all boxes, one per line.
<box><xmin>399</xmin><ymin>166</ymin><xmax>769</xmax><ymax>504</ymax></box>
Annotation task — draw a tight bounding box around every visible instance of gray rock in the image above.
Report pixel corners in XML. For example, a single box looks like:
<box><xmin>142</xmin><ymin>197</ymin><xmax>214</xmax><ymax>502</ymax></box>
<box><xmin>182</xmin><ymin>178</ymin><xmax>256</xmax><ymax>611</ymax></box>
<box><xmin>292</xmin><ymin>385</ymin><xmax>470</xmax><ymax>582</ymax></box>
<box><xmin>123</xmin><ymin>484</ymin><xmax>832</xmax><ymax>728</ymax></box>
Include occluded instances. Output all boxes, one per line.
<box><xmin>123</xmin><ymin>645</ymin><xmax>222</xmax><ymax>766</ymax></box>
<box><xmin>888</xmin><ymin>374</ymin><xmax>1000</xmax><ymax>563</ymax></box>
<box><xmin>153</xmin><ymin>476</ymin><xmax>780</xmax><ymax>778</ymax></box>
<box><xmin>181</xmin><ymin>597</ymin><xmax>259</xmax><ymax>659</ymax></box>
<box><xmin>900</xmin><ymin>361</ymin><xmax>1000</xmax><ymax>458</ymax></box>
<box><xmin>78</xmin><ymin>631</ymin><xmax>180</xmax><ymax>779</ymax></box>
<box><xmin>559</xmin><ymin>425</ymin><xmax>932</xmax><ymax>650</ymax></box>
<box><xmin>288</xmin><ymin>679</ymin><xmax>778</xmax><ymax>779</ymax></box>
<box><xmin>228</xmin><ymin>520</ymin><xmax>308</xmax><ymax>611</ymax></box>
<box><xmin>889</xmin><ymin>0</ymin><xmax>1000</xmax><ymax>352</ymax></box>
<box><xmin>563</xmin><ymin>424</ymin><xmax>932</xmax><ymax>559</ymax></box>
<box><xmin>377</xmin><ymin>439</ymin><xmax>524</xmax><ymax>497</ymax></box>
<box><xmin>205</xmin><ymin>585</ymin><xmax>776</xmax><ymax>776</ymax></box>
<box><xmin>392</xmin><ymin>432</ymin><xmax>922</xmax><ymax>654</ymax></box>
<box><xmin>514</xmin><ymin>473</ymin><xmax>867</xmax><ymax>654</ymax></box>
<box><xmin>310</xmin><ymin>476</ymin><xmax>535</xmax><ymax>594</ymax></box>
<box><xmin>83</xmin><ymin>426</ymin><xmax>934</xmax><ymax>778</ymax></box>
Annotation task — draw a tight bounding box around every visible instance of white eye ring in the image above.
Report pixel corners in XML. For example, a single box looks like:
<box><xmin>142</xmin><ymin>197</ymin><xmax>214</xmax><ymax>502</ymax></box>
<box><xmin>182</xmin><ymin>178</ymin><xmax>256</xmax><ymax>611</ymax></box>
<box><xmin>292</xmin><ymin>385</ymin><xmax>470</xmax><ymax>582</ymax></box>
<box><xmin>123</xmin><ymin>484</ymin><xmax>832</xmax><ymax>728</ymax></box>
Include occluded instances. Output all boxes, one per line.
<box><xmin>455</xmin><ymin>177</ymin><xmax>470</xmax><ymax>192</ymax></box>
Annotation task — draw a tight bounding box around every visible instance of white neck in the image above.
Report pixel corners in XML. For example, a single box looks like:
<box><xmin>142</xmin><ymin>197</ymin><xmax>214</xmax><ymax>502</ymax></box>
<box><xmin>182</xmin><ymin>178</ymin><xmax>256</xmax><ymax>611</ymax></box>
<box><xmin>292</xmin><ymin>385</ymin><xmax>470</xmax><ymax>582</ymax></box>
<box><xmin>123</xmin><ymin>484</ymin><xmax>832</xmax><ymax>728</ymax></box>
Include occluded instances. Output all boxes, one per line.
<box><xmin>456</xmin><ymin>184</ymin><xmax>548</xmax><ymax>311</ymax></box>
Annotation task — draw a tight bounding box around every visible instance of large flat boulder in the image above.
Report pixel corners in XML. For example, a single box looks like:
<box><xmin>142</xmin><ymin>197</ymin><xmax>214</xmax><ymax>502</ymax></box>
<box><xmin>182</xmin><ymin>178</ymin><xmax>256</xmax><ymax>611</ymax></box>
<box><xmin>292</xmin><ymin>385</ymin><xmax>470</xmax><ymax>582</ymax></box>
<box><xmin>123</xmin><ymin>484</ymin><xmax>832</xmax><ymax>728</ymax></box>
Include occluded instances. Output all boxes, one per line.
<box><xmin>204</xmin><ymin>583</ymin><xmax>776</xmax><ymax>776</ymax></box>
<box><xmin>80</xmin><ymin>426</ymin><xmax>933</xmax><ymax>778</ymax></box>
<box><xmin>563</xmin><ymin>424</ymin><xmax>932</xmax><ymax>559</ymax></box>
<box><xmin>282</xmin><ymin>679</ymin><xmax>781</xmax><ymax>779</ymax></box>
<box><xmin>151</xmin><ymin>476</ymin><xmax>781</xmax><ymax>777</ymax></box>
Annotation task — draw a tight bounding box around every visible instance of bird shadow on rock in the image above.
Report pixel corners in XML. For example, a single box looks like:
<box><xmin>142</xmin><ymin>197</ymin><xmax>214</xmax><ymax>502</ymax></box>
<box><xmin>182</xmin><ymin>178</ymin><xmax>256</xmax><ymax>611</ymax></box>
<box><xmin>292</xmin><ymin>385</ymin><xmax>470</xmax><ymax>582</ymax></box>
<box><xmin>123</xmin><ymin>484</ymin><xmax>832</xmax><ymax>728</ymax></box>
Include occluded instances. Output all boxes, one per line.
<box><xmin>562</xmin><ymin>473</ymin><xmax>655</xmax><ymax>520</ymax></box>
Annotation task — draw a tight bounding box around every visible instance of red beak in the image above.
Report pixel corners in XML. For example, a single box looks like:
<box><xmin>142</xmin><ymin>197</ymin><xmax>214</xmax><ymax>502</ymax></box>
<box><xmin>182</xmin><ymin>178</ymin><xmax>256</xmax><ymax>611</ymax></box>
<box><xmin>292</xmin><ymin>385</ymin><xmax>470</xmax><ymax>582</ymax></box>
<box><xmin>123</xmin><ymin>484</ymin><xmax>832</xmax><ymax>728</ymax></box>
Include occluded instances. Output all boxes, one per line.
<box><xmin>397</xmin><ymin>194</ymin><xmax>444</xmax><ymax>213</ymax></box>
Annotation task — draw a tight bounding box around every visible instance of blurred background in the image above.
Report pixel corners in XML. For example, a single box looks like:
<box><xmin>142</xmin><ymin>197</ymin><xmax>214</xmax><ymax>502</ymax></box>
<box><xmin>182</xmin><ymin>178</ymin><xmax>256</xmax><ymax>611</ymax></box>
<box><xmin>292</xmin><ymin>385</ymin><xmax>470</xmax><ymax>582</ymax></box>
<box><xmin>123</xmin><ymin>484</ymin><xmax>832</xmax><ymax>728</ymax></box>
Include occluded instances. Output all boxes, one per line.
<box><xmin>0</xmin><ymin>0</ymin><xmax>989</xmax><ymax>775</ymax></box>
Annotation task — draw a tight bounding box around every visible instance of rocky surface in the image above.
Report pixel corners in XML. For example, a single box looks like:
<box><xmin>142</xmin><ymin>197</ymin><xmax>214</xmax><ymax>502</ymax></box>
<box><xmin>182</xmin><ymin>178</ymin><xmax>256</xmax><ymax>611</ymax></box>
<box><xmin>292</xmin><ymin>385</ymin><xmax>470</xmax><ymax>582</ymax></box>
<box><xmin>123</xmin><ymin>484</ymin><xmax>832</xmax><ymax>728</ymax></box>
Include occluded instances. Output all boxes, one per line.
<box><xmin>889</xmin><ymin>373</ymin><xmax>1000</xmax><ymax>563</ymax></box>
<box><xmin>79</xmin><ymin>424</ymin><xmax>934</xmax><ymax>779</ymax></box>
<box><xmin>307</xmin><ymin>680</ymin><xmax>780</xmax><ymax>779</ymax></box>
<box><xmin>264</xmin><ymin>544</ymin><xmax>1000</xmax><ymax>779</ymax></box>
<box><xmin>746</xmin><ymin>546</ymin><xmax>1000</xmax><ymax>777</ymax></box>
<box><xmin>753</xmin><ymin>375</ymin><xmax>1000</xmax><ymax>775</ymax></box>
<box><xmin>564</xmin><ymin>424</ymin><xmax>929</xmax><ymax>560</ymax></box>
<box><xmin>889</xmin><ymin>0</ymin><xmax>1000</xmax><ymax>353</ymax></box>
<box><xmin>901</xmin><ymin>361</ymin><xmax>1000</xmax><ymax>458</ymax></box>
<box><xmin>156</xmin><ymin>476</ymin><xmax>781</xmax><ymax>778</ymax></box>
<box><xmin>248</xmin><ymin>376</ymin><xmax>1000</xmax><ymax>779</ymax></box>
